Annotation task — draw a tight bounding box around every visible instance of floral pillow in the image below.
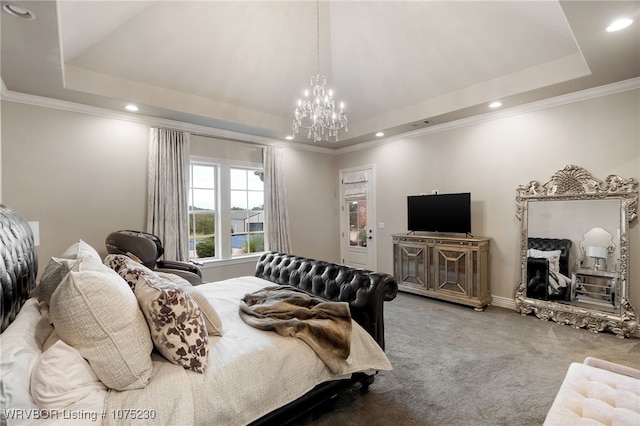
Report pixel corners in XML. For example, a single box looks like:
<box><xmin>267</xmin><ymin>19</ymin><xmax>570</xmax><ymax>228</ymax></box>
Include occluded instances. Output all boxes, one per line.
<box><xmin>104</xmin><ymin>254</ymin><xmax>147</xmax><ymax>290</ymax></box>
<box><xmin>104</xmin><ymin>254</ymin><xmax>209</xmax><ymax>373</ymax></box>
<box><xmin>157</xmin><ymin>272</ymin><xmax>223</xmax><ymax>336</ymax></box>
<box><xmin>135</xmin><ymin>275</ymin><xmax>209</xmax><ymax>373</ymax></box>
<box><xmin>105</xmin><ymin>255</ymin><xmax>223</xmax><ymax>336</ymax></box>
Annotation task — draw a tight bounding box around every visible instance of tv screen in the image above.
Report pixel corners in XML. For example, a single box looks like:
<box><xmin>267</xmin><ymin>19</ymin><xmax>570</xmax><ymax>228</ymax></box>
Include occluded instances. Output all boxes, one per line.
<box><xmin>407</xmin><ymin>193</ymin><xmax>471</xmax><ymax>234</ymax></box>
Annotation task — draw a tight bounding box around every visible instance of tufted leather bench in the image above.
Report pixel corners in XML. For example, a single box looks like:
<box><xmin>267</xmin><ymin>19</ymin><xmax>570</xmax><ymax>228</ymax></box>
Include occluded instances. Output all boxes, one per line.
<box><xmin>544</xmin><ymin>357</ymin><xmax>640</xmax><ymax>425</ymax></box>
<box><xmin>255</xmin><ymin>251</ymin><xmax>398</xmax><ymax>350</ymax></box>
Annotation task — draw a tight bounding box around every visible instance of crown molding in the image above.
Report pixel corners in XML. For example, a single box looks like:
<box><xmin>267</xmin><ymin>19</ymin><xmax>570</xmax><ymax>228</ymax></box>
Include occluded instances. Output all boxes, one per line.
<box><xmin>335</xmin><ymin>77</ymin><xmax>640</xmax><ymax>155</ymax></box>
<box><xmin>0</xmin><ymin>89</ymin><xmax>335</xmax><ymax>155</ymax></box>
<box><xmin>2</xmin><ymin>77</ymin><xmax>638</xmax><ymax>156</ymax></box>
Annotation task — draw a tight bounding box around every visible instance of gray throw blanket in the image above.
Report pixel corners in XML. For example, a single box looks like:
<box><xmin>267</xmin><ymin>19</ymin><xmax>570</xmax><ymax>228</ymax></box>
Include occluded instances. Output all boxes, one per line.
<box><xmin>239</xmin><ymin>285</ymin><xmax>352</xmax><ymax>373</ymax></box>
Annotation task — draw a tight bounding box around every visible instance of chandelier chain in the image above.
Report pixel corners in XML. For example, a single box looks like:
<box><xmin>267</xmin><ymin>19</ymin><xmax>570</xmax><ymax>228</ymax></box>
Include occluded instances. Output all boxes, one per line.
<box><xmin>291</xmin><ymin>0</ymin><xmax>348</xmax><ymax>143</ymax></box>
<box><xmin>316</xmin><ymin>0</ymin><xmax>320</xmax><ymax>74</ymax></box>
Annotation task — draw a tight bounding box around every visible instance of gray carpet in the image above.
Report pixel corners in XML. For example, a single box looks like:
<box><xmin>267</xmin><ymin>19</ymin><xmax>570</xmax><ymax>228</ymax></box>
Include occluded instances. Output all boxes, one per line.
<box><xmin>306</xmin><ymin>292</ymin><xmax>640</xmax><ymax>425</ymax></box>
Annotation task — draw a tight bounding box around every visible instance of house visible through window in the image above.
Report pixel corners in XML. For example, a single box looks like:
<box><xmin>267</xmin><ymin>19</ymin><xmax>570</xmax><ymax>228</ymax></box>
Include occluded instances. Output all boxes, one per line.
<box><xmin>230</xmin><ymin>167</ymin><xmax>265</xmax><ymax>256</ymax></box>
<box><xmin>188</xmin><ymin>161</ymin><xmax>265</xmax><ymax>261</ymax></box>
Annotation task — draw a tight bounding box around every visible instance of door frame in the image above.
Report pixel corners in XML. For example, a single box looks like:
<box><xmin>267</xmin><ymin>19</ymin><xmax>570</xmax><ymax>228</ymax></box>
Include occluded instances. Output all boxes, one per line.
<box><xmin>339</xmin><ymin>164</ymin><xmax>377</xmax><ymax>270</ymax></box>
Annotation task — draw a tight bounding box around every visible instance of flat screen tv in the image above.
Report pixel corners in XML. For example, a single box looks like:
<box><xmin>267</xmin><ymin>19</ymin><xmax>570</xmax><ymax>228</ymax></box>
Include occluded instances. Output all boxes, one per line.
<box><xmin>407</xmin><ymin>192</ymin><xmax>471</xmax><ymax>234</ymax></box>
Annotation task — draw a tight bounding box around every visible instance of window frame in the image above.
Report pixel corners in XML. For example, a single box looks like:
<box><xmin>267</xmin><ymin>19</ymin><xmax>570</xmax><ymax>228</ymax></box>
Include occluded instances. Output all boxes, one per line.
<box><xmin>189</xmin><ymin>156</ymin><xmax>265</xmax><ymax>263</ymax></box>
<box><xmin>188</xmin><ymin>161</ymin><xmax>219</xmax><ymax>261</ymax></box>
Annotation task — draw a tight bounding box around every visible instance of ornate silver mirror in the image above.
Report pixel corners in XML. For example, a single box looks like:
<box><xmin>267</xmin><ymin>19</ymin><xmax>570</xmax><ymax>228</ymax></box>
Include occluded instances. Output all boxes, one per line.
<box><xmin>515</xmin><ymin>165</ymin><xmax>638</xmax><ymax>338</ymax></box>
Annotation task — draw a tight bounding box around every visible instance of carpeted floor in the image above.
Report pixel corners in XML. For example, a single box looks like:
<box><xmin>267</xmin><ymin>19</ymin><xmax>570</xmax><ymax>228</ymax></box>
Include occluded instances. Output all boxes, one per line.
<box><xmin>303</xmin><ymin>292</ymin><xmax>640</xmax><ymax>426</ymax></box>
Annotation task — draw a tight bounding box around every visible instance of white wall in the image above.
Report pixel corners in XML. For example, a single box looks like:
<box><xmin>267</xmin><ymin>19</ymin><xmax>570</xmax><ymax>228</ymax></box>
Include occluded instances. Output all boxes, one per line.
<box><xmin>0</xmin><ymin>102</ymin><xmax>338</xmax><ymax>279</ymax></box>
<box><xmin>282</xmin><ymin>147</ymin><xmax>339</xmax><ymax>262</ymax></box>
<box><xmin>2</xmin><ymin>88</ymin><xmax>639</xmax><ymax>313</ymax></box>
<box><xmin>335</xmin><ymin>89</ymin><xmax>640</xmax><ymax>310</ymax></box>
<box><xmin>1</xmin><ymin>103</ymin><xmax>149</xmax><ymax>273</ymax></box>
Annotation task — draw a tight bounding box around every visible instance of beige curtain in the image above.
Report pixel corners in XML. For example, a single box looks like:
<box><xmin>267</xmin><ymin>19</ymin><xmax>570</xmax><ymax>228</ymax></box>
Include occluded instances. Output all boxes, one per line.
<box><xmin>147</xmin><ymin>128</ymin><xmax>190</xmax><ymax>261</ymax></box>
<box><xmin>264</xmin><ymin>146</ymin><xmax>291</xmax><ymax>253</ymax></box>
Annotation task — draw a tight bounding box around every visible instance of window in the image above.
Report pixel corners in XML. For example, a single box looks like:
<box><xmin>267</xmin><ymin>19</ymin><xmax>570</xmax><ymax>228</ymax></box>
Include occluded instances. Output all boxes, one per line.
<box><xmin>188</xmin><ymin>163</ymin><xmax>217</xmax><ymax>260</ymax></box>
<box><xmin>188</xmin><ymin>161</ymin><xmax>265</xmax><ymax>261</ymax></box>
<box><xmin>230</xmin><ymin>168</ymin><xmax>265</xmax><ymax>256</ymax></box>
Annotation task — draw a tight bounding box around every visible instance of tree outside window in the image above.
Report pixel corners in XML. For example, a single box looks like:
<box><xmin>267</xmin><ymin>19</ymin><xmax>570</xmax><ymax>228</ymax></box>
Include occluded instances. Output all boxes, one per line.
<box><xmin>188</xmin><ymin>163</ymin><xmax>216</xmax><ymax>260</ymax></box>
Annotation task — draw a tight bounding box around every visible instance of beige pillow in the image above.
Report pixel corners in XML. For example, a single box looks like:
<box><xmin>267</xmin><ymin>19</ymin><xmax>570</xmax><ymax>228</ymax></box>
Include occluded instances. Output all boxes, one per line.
<box><xmin>61</xmin><ymin>240</ymin><xmax>101</xmax><ymax>262</ymax></box>
<box><xmin>38</xmin><ymin>257</ymin><xmax>82</xmax><ymax>306</ymax></box>
<box><xmin>105</xmin><ymin>254</ymin><xmax>222</xmax><ymax>336</ymax></box>
<box><xmin>49</xmin><ymin>259</ymin><xmax>153</xmax><ymax>390</ymax></box>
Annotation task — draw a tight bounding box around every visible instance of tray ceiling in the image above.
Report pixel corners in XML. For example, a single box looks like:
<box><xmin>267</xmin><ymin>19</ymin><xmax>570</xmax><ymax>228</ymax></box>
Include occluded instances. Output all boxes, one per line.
<box><xmin>2</xmin><ymin>1</ymin><xmax>638</xmax><ymax>148</ymax></box>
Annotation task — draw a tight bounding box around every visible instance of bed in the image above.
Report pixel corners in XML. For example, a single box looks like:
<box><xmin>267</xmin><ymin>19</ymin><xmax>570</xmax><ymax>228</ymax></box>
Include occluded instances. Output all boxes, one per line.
<box><xmin>0</xmin><ymin>205</ymin><xmax>398</xmax><ymax>425</ymax></box>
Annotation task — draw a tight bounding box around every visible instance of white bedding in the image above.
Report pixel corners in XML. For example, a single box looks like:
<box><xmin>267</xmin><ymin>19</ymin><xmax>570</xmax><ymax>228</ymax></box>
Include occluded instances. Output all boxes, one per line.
<box><xmin>1</xmin><ymin>276</ymin><xmax>392</xmax><ymax>426</ymax></box>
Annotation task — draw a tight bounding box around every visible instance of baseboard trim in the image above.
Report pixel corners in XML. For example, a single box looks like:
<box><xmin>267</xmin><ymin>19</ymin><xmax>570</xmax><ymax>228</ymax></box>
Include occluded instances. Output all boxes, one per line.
<box><xmin>488</xmin><ymin>295</ymin><xmax>639</xmax><ymax>339</ymax></box>
<box><xmin>490</xmin><ymin>295</ymin><xmax>517</xmax><ymax>310</ymax></box>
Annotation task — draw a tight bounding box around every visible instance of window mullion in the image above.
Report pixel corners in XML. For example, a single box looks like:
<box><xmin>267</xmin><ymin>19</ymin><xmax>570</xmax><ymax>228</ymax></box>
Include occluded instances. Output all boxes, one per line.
<box><xmin>218</xmin><ymin>164</ymin><xmax>232</xmax><ymax>260</ymax></box>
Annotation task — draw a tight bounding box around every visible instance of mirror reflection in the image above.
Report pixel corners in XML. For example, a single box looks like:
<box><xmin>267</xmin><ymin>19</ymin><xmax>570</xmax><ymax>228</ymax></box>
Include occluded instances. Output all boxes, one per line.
<box><xmin>525</xmin><ymin>198</ymin><xmax>621</xmax><ymax>312</ymax></box>
<box><xmin>515</xmin><ymin>164</ymin><xmax>638</xmax><ymax>338</ymax></box>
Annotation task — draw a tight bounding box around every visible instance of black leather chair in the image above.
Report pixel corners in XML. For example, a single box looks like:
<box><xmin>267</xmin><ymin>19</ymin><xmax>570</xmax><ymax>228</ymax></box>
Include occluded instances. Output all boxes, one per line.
<box><xmin>105</xmin><ymin>230</ymin><xmax>203</xmax><ymax>285</ymax></box>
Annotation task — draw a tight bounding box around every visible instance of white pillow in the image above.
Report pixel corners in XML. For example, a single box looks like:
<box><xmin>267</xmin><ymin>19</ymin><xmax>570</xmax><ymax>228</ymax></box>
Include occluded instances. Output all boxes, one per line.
<box><xmin>527</xmin><ymin>249</ymin><xmax>562</xmax><ymax>273</ymax></box>
<box><xmin>30</xmin><ymin>339</ymin><xmax>107</xmax><ymax>410</ymax></box>
<box><xmin>0</xmin><ymin>299</ymin><xmax>53</xmax><ymax>419</ymax></box>
<box><xmin>49</xmin><ymin>258</ymin><xmax>153</xmax><ymax>390</ymax></box>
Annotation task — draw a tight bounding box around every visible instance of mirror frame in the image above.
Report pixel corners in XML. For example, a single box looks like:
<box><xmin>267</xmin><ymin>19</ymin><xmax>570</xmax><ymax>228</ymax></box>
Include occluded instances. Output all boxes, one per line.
<box><xmin>515</xmin><ymin>164</ymin><xmax>638</xmax><ymax>338</ymax></box>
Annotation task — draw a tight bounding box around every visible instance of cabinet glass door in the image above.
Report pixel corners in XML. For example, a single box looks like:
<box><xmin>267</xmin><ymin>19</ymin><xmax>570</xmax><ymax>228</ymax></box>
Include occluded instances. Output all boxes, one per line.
<box><xmin>435</xmin><ymin>247</ymin><xmax>468</xmax><ymax>296</ymax></box>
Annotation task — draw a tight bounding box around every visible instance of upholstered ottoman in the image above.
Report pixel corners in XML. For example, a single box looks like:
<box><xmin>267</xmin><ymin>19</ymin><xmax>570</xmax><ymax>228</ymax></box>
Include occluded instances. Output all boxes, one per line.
<box><xmin>544</xmin><ymin>357</ymin><xmax>640</xmax><ymax>425</ymax></box>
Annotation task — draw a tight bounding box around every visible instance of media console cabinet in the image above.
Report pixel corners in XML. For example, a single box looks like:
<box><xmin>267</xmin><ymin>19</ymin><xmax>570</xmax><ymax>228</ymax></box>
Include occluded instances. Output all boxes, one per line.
<box><xmin>392</xmin><ymin>234</ymin><xmax>491</xmax><ymax>310</ymax></box>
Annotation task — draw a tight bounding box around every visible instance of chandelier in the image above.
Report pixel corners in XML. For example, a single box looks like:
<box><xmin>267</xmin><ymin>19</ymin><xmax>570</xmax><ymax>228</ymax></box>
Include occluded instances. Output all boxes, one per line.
<box><xmin>292</xmin><ymin>1</ymin><xmax>348</xmax><ymax>142</ymax></box>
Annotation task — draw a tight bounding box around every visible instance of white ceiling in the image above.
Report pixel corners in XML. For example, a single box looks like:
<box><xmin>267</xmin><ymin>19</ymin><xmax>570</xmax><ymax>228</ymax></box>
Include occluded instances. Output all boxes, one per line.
<box><xmin>1</xmin><ymin>1</ymin><xmax>639</xmax><ymax>149</ymax></box>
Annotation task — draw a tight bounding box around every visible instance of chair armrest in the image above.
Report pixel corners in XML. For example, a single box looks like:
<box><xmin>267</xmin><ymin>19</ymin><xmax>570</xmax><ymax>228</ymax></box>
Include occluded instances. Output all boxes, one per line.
<box><xmin>583</xmin><ymin>357</ymin><xmax>640</xmax><ymax>379</ymax></box>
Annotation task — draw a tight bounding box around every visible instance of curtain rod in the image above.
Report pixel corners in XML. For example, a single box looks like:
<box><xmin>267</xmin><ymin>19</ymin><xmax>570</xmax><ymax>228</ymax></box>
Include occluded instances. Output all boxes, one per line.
<box><xmin>189</xmin><ymin>131</ymin><xmax>270</xmax><ymax>149</ymax></box>
<box><xmin>152</xmin><ymin>125</ymin><xmax>277</xmax><ymax>150</ymax></box>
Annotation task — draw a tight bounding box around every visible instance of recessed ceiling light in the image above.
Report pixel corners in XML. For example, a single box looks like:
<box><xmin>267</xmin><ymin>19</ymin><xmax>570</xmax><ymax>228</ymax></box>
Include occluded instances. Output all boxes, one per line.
<box><xmin>3</xmin><ymin>4</ymin><xmax>35</xmax><ymax>20</ymax></box>
<box><xmin>489</xmin><ymin>101</ymin><xmax>502</xmax><ymax>109</ymax></box>
<box><xmin>607</xmin><ymin>18</ymin><xmax>633</xmax><ymax>32</ymax></box>
<box><xmin>125</xmin><ymin>104</ymin><xmax>139</xmax><ymax>112</ymax></box>
<box><xmin>375</xmin><ymin>132</ymin><xmax>384</xmax><ymax>137</ymax></box>
<box><xmin>285</xmin><ymin>135</ymin><xmax>294</xmax><ymax>140</ymax></box>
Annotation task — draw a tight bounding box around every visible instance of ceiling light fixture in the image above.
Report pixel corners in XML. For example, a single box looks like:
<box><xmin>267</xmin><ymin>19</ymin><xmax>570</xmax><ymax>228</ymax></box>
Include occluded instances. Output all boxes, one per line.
<box><xmin>292</xmin><ymin>0</ymin><xmax>347</xmax><ymax>143</ymax></box>
<box><xmin>375</xmin><ymin>132</ymin><xmax>384</xmax><ymax>137</ymax></box>
<box><xmin>3</xmin><ymin>4</ymin><xmax>35</xmax><ymax>20</ymax></box>
<box><xmin>607</xmin><ymin>18</ymin><xmax>633</xmax><ymax>32</ymax></box>
<box><xmin>125</xmin><ymin>104</ymin><xmax>139</xmax><ymax>112</ymax></box>
<box><xmin>489</xmin><ymin>101</ymin><xmax>502</xmax><ymax>109</ymax></box>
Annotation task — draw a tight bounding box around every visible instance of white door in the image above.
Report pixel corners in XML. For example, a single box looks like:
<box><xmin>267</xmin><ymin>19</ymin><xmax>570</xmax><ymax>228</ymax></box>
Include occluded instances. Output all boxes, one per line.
<box><xmin>340</xmin><ymin>166</ymin><xmax>376</xmax><ymax>270</ymax></box>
